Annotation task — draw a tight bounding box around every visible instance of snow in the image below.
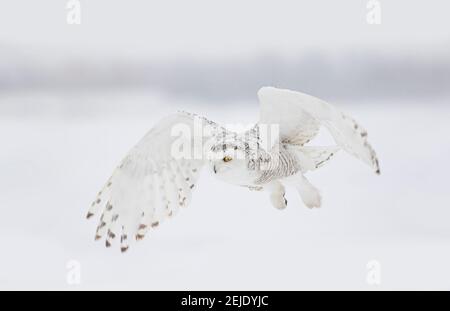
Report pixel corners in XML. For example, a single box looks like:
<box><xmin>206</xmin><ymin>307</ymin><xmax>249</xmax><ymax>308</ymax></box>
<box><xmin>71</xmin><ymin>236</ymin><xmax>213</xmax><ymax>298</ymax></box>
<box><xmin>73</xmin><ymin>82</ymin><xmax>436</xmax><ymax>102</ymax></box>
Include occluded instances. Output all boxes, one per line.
<box><xmin>1</xmin><ymin>92</ymin><xmax>449</xmax><ymax>290</ymax></box>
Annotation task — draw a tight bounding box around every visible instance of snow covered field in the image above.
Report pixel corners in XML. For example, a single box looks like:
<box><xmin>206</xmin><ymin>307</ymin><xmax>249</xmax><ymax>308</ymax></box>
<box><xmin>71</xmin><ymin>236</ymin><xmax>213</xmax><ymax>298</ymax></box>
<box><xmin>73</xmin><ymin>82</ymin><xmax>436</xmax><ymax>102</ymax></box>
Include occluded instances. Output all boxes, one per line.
<box><xmin>1</xmin><ymin>92</ymin><xmax>450</xmax><ymax>290</ymax></box>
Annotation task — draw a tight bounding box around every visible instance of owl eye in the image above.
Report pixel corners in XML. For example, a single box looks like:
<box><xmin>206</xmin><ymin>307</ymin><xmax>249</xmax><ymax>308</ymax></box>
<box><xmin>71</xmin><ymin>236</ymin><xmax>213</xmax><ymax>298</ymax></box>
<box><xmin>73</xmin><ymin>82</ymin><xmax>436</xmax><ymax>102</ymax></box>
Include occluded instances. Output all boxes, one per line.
<box><xmin>223</xmin><ymin>156</ymin><xmax>233</xmax><ymax>163</ymax></box>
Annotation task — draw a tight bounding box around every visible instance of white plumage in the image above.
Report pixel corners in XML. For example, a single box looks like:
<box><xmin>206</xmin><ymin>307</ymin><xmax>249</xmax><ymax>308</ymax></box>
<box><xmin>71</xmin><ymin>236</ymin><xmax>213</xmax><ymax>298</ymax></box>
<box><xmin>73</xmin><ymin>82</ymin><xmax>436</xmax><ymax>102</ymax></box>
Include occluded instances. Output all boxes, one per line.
<box><xmin>87</xmin><ymin>87</ymin><xmax>380</xmax><ymax>252</ymax></box>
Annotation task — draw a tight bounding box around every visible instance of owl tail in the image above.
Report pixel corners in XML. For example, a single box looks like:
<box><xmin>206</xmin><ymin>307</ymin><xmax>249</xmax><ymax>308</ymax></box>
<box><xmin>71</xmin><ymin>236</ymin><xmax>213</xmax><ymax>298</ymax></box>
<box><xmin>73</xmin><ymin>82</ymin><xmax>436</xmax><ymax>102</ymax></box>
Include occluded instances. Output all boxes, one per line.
<box><xmin>294</xmin><ymin>146</ymin><xmax>340</xmax><ymax>172</ymax></box>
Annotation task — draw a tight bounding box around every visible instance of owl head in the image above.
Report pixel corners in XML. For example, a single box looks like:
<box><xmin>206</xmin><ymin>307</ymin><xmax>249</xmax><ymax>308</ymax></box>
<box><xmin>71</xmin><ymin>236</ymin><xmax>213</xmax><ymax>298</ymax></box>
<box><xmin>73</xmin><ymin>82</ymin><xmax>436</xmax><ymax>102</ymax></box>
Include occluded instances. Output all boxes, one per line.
<box><xmin>208</xmin><ymin>139</ymin><xmax>263</xmax><ymax>186</ymax></box>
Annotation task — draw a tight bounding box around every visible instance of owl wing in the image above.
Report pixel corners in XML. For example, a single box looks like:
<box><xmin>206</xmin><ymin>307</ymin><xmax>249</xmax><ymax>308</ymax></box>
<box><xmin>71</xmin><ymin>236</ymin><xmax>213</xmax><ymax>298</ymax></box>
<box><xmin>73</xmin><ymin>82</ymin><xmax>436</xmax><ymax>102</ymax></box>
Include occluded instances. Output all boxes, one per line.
<box><xmin>87</xmin><ymin>112</ymin><xmax>222</xmax><ymax>252</ymax></box>
<box><xmin>257</xmin><ymin>86</ymin><xmax>380</xmax><ymax>174</ymax></box>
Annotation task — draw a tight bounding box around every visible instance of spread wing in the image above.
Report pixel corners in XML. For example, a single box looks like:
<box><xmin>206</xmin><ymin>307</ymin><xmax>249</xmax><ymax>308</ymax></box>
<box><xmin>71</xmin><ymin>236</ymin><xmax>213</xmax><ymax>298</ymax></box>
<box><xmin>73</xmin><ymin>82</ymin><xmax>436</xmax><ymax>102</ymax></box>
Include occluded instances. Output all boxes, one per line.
<box><xmin>86</xmin><ymin>112</ymin><xmax>222</xmax><ymax>252</ymax></box>
<box><xmin>257</xmin><ymin>86</ymin><xmax>380</xmax><ymax>174</ymax></box>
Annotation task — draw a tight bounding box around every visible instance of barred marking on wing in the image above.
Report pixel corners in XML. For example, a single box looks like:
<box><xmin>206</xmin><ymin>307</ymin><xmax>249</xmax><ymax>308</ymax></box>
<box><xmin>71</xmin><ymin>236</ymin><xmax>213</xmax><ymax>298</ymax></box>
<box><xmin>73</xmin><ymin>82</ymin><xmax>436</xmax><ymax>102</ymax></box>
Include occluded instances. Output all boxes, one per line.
<box><xmin>258</xmin><ymin>87</ymin><xmax>380</xmax><ymax>174</ymax></box>
<box><xmin>120</xmin><ymin>226</ymin><xmax>129</xmax><ymax>253</ymax></box>
<box><xmin>87</xmin><ymin>112</ymin><xmax>214</xmax><ymax>252</ymax></box>
<box><xmin>330</xmin><ymin>112</ymin><xmax>380</xmax><ymax>174</ymax></box>
<box><xmin>86</xmin><ymin>177</ymin><xmax>113</xmax><ymax>219</ymax></box>
<box><xmin>88</xmin><ymin>161</ymin><xmax>203</xmax><ymax>252</ymax></box>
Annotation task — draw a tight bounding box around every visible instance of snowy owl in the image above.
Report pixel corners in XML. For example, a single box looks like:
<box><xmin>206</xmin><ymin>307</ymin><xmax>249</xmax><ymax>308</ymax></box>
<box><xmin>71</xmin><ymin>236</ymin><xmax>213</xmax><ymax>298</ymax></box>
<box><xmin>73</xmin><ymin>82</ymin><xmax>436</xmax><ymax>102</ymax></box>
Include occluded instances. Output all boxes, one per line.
<box><xmin>87</xmin><ymin>87</ymin><xmax>380</xmax><ymax>252</ymax></box>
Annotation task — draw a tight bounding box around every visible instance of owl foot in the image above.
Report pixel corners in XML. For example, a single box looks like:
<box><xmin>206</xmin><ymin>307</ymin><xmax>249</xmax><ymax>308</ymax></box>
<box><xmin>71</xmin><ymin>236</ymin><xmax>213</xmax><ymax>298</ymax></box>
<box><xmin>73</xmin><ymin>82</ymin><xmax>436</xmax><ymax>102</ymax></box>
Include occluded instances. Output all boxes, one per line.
<box><xmin>268</xmin><ymin>181</ymin><xmax>287</xmax><ymax>210</ymax></box>
<box><xmin>302</xmin><ymin>190</ymin><xmax>321</xmax><ymax>209</ymax></box>
<box><xmin>270</xmin><ymin>191</ymin><xmax>287</xmax><ymax>210</ymax></box>
<box><xmin>286</xmin><ymin>174</ymin><xmax>322</xmax><ymax>209</ymax></box>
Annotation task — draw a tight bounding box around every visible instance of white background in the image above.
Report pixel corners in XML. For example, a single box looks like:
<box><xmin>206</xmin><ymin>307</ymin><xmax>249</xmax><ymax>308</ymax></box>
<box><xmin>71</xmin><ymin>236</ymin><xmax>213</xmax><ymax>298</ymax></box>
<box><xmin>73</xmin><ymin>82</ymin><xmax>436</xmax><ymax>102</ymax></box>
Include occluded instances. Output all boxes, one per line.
<box><xmin>0</xmin><ymin>0</ymin><xmax>449</xmax><ymax>290</ymax></box>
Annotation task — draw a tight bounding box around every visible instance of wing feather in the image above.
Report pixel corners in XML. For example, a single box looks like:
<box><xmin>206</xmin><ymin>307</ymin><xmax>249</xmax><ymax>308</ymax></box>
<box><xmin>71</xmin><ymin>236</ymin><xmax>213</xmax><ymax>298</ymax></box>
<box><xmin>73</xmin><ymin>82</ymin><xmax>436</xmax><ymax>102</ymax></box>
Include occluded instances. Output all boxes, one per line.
<box><xmin>87</xmin><ymin>112</ymin><xmax>222</xmax><ymax>252</ymax></box>
<box><xmin>258</xmin><ymin>87</ymin><xmax>380</xmax><ymax>174</ymax></box>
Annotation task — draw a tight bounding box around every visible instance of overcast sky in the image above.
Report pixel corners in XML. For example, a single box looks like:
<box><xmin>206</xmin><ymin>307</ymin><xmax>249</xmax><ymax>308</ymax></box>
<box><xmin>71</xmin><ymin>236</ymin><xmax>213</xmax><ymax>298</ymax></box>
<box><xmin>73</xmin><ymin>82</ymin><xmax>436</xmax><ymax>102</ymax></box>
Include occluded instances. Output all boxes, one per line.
<box><xmin>0</xmin><ymin>0</ymin><xmax>449</xmax><ymax>60</ymax></box>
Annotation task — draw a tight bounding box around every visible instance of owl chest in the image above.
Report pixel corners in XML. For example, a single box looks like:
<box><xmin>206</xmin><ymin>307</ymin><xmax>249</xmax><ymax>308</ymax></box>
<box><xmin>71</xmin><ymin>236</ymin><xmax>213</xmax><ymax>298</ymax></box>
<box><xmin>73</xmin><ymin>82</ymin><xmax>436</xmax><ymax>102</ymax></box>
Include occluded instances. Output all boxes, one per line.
<box><xmin>253</xmin><ymin>147</ymin><xmax>300</xmax><ymax>184</ymax></box>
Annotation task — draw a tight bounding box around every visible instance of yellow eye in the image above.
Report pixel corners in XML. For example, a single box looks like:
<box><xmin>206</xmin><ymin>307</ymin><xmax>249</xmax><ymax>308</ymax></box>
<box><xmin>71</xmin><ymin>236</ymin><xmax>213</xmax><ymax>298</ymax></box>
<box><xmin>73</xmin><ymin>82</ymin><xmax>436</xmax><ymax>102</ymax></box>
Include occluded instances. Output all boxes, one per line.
<box><xmin>223</xmin><ymin>156</ymin><xmax>233</xmax><ymax>163</ymax></box>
